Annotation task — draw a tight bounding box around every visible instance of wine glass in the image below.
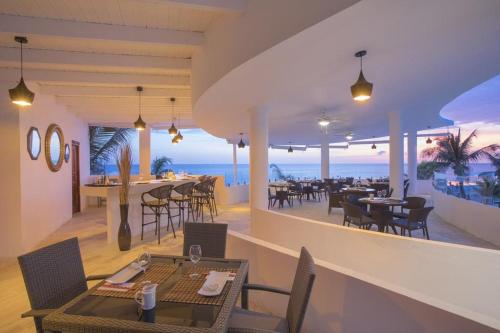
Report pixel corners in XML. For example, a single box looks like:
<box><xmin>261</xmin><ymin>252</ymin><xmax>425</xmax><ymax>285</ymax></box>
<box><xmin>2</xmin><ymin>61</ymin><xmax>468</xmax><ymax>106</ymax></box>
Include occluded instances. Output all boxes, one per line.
<box><xmin>381</xmin><ymin>189</ymin><xmax>387</xmax><ymax>198</ymax></box>
<box><xmin>377</xmin><ymin>190</ymin><xmax>382</xmax><ymax>198</ymax></box>
<box><xmin>137</xmin><ymin>249</ymin><xmax>151</xmax><ymax>269</ymax></box>
<box><xmin>189</xmin><ymin>245</ymin><xmax>202</xmax><ymax>278</ymax></box>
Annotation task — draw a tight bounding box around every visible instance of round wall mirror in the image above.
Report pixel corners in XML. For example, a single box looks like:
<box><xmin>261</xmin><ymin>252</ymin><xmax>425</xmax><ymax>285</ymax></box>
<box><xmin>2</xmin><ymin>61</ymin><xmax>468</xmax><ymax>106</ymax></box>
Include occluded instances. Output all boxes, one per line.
<box><xmin>45</xmin><ymin>124</ymin><xmax>64</xmax><ymax>172</ymax></box>
<box><xmin>64</xmin><ymin>144</ymin><xmax>70</xmax><ymax>163</ymax></box>
<box><xmin>27</xmin><ymin>127</ymin><xmax>41</xmax><ymax>160</ymax></box>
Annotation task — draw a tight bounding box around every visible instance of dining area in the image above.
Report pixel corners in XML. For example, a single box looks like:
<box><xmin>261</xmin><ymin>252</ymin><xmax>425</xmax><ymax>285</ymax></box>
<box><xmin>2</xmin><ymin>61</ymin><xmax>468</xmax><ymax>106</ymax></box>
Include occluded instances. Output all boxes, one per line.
<box><xmin>17</xmin><ymin>222</ymin><xmax>316</xmax><ymax>333</ymax></box>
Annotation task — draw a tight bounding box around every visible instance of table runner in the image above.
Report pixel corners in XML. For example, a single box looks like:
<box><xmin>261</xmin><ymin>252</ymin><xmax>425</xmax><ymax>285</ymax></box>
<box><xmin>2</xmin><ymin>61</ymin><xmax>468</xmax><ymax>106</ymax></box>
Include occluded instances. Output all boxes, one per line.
<box><xmin>91</xmin><ymin>263</ymin><xmax>177</xmax><ymax>299</ymax></box>
<box><xmin>159</xmin><ymin>267</ymin><xmax>237</xmax><ymax>306</ymax></box>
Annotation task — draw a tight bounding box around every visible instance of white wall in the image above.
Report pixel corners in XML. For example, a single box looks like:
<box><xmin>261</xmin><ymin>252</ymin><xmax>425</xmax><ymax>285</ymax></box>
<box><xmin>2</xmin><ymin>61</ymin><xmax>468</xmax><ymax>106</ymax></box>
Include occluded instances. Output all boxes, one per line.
<box><xmin>227</xmin><ymin>231</ymin><xmax>498</xmax><ymax>333</ymax></box>
<box><xmin>218</xmin><ymin>184</ymin><xmax>249</xmax><ymax>205</ymax></box>
<box><xmin>18</xmin><ymin>89</ymin><xmax>90</xmax><ymax>253</ymax></box>
<box><xmin>250</xmin><ymin>209</ymin><xmax>500</xmax><ymax>329</ymax></box>
<box><xmin>0</xmin><ymin>81</ymin><xmax>23</xmax><ymax>257</ymax></box>
<box><xmin>432</xmin><ymin>188</ymin><xmax>500</xmax><ymax>247</ymax></box>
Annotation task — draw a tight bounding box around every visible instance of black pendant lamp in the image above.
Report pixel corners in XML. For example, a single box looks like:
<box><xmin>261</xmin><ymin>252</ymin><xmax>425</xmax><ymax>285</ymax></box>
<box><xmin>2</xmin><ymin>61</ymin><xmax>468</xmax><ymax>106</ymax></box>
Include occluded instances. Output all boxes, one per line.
<box><xmin>134</xmin><ymin>86</ymin><xmax>146</xmax><ymax>131</ymax></box>
<box><xmin>9</xmin><ymin>36</ymin><xmax>35</xmax><ymax>107</ymax></box>
<box><xmin>237</xmin><ymin>133</ymin><xmax>245</xmax><ymax>149</ymax></box>
<box><xmin>426</xmin><ymin>126</ymin><xmax>432</xmax><ymax>144</ymax></box>
<box><xmin>288</xmin><ymin>142</ymin><xmax>293</xmax><ymax>153</ymax></box>
<box><xmin>351</xmin><ymin>50</ymin><xmax>373</xmax><ymax>102</ymax></box>
<box><xmin>168</xmin><ymin>97</ymin><xmax>178</xmax><ymax>137</ymax></box>
<box><xmin>371</xmin><ymin>136</ymin><xmax>377</xmax><ymax>149</ymax></box>
<box><xmin>172</xmin><ymin>102</ymin><xmax>183</xmax><ymax>144</ymax></box>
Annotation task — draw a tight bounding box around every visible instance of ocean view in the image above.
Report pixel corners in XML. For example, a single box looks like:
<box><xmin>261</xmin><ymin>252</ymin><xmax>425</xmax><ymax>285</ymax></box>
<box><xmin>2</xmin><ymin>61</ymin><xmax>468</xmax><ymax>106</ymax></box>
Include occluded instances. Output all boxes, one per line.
<box><xmin>103</xmin><ymin>163</ymin><xmax>496</xmax><ymax>186</ymax></box>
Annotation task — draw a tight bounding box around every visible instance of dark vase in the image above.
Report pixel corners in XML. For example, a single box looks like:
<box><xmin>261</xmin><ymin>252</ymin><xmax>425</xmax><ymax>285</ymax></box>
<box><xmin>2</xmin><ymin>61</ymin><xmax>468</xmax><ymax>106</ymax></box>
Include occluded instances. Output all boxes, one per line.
<box><xmin>118</xmin><ymin>204</ymin><xmax>131</xmax><ymax>251</ymax></box>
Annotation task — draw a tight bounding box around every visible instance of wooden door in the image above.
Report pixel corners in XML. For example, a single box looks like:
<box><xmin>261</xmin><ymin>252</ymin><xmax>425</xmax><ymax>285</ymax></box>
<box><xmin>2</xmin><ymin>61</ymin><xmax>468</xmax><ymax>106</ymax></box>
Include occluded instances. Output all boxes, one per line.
<box><xmin>71</xmin><ymin>141</ymin><xmax>81</xmax><ymax>214</ymax></box>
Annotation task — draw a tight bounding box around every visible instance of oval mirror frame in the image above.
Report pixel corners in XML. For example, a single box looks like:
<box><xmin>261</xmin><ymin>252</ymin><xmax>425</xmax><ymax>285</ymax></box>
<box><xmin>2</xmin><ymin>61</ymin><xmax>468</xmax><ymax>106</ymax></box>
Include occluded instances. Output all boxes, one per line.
<box><xmin>45</xmin><ymin>124</ymin><xmax>65</xmax><ymax>172</ymax></box>
<box><xmin>27</xmin><ymin>126</ymin><xmax>41</xmax><ymax>160</ymax></box>
<box><xmin>64</xmin><ymin>143</ymin><xmax>70</xmax><ymax>163</ymax></box>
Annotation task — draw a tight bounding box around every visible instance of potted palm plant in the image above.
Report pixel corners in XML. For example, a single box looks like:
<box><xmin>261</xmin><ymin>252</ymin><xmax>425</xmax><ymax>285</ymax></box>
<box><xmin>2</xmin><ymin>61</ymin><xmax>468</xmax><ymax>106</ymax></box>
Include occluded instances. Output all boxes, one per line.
<box><xmin>151</xmin><ymin>156</ymin><xmax>173</xmax><ymax>179</ymax></box>
<box><xmin>116</xmin><ymin>144</ymin><xmax>132</xmax><ymax>251</ymax></box>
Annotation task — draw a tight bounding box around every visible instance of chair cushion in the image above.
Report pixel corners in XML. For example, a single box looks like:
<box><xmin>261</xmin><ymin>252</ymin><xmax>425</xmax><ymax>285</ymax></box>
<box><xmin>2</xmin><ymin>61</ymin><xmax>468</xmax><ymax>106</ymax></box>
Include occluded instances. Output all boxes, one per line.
<box><xmin>228</xmin><ymin>307</ymin><xmax>289</xmax><ymax>333</ymax></box>
<box><xmin>391</xmin><ymin>219</ymin><xmax>423</xmax><ymax>230</ymax></box>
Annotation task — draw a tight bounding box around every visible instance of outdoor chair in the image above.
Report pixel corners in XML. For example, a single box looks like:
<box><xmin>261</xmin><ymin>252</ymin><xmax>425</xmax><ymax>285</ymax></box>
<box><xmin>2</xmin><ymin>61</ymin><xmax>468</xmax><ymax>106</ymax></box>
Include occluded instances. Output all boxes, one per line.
<box><xmin>340</xmin><ymin>201</ymin><xmax>375</xmax><ymax>229</ymax></box>
<box><xmin>287</xmin><ymin>180</ymin><xmax>304</xmax><ymax>205</ymax></box>
<box><xmin>385</xmin><ymin>187</ymin><xmax>394</xmax><ymax>198</ymax></box>
<box><xmin>141</xmin><ymin>184</ymin><xmax>175</xmax><ymax>243</ymax></box>
<box><xmin>268</xmin><ymin>188</ymin><xmax>277</xmax><ymax>209</ymax></box>
<box><xmin>403</xmin><ymin>181</ymin><xmax>410</xmax><ymax>199</ymax></box>
<box><xmin>18</xmin><ymin>238</ymin><xmax>110</xmax><ymax>333</ymax></box>
<box><xmin>169</xmin><ymin>182</ymin><xmax>195</xmax><ymax>226</ymax></box>
<box><xmin>183</xmin><ymin>222</ymin><xmax>228</xmax><ymax>258</ymax></box>
<box><xmin>345</xmin><ymin>177</ymin><xmax>355</xmax><ymax>186</ymax></box>
<box><xmin>388</xmin><ymin>207</ymin><xmax>433</xmax><ymax>239</ymax></box>
<box><xmin>274</xmin><ymin>189</ymin><xmax>292</xmax><ymax>208</ymax></box>
<box><xmin>328</xmin><ymin>192</ymin><xmax>344</xmax><ymax>214</ymax></box>
<box><xmin>392</xmin><ymin>196</ymin><xmax>426</xmax><ymax>219</ymax></box>
<box><xmin>192</xmin><ymin>180</ymin><xmax>215</xmax><ymax>222</ymax></box>
<box><xmin>208</xmin><ymin>176</ymin><xmax>218</xmax><ymax>216</ymax></box>
<box><xmin>230</xmin><ymin>247</ymin><xmax>316</xmax><ymax>333</ymax></box>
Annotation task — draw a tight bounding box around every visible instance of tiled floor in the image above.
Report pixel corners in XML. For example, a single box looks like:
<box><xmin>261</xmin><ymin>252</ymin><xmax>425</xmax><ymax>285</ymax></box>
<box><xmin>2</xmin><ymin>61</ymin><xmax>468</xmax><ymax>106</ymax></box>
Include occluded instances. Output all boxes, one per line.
<box><xmin>1</xmin><ymin>199</ymin><xmax>496</xmax><ymax>332</ymax></box>
<box><xmin>269</xmin><ymin>196</ymin><xmax>499</xmax><ymax>250</ymax></box>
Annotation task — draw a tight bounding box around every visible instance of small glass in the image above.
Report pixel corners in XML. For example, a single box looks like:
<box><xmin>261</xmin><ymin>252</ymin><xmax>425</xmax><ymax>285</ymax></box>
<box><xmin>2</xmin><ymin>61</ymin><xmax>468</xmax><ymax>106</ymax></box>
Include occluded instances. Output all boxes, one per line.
<box><xmin>381</xmin><ymin>189</ymin><xmax>387</xmax><ymax>198</ymax></box>
<box><xmin>137</xmin><ymin>249</ymin><xmax>152</xmax><ymax>269</ymax></box>
<box><xmin>189</xmin><ymin>245</ymin><xmax>202</xmax><ymax>278</ymax></box>
<box><xmin>377</xmin><ymin>190</ymin><xmax>383</xmax><ymax>198</ymax></box>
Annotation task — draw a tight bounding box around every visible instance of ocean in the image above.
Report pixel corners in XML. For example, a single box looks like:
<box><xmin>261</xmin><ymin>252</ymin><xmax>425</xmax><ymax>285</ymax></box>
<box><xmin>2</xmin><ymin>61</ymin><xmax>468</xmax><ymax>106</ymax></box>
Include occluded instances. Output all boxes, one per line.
<box><xmin>103</xmin><ymin>163</ymin><xmax>496</xmax><ymax>186</ymax></box>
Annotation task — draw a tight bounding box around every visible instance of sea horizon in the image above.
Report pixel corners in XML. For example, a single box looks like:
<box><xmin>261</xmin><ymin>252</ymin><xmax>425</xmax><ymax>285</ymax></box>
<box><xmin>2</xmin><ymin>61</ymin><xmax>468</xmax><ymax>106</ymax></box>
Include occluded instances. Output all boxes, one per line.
<box><xmin>103</xmin><ymin>162</ymin><xmax>495</xmax><ymax>186</ymax></box>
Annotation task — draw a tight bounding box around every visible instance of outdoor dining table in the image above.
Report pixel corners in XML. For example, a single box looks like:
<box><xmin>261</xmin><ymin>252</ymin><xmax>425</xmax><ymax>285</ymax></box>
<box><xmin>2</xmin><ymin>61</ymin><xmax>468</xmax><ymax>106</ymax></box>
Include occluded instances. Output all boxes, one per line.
<box><xmin>43</xmin><ymin>255</ymin><xmax>248</xmax><ymax>333</ymax></box>
<box><xmin>358</xmin><ymin>197</ymin><xmax>408</xmax><ymax>232</ymax></box>
<box><xmin>341</xmin><ymin>187</ymin><xmax>375</xmax><ymax>194</ymax></box>
<box><xmin>269</xmin><ymin>182</ymin><xmax>290</xmax><ymax>191</ymax></box>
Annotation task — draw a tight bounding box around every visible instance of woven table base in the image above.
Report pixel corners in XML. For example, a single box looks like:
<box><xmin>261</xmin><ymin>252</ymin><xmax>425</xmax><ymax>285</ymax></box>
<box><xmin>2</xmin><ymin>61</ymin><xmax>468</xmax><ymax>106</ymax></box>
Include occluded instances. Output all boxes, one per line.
<box><xmin>92</xmin><ymin>263</ymin><xmax>177</xmax><ymax>299</ymax></box>
<box><xmin>159</xmin><ymin>267</ymin><xmax>237</xmax><ymax>306</ymax></box>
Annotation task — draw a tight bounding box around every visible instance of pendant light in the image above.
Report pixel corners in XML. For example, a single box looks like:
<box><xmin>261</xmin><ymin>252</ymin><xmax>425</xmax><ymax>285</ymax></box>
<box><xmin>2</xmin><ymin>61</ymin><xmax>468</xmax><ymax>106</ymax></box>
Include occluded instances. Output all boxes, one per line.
<box><xmin>425</xmin><ymin>126</ymin><xmax>432</xmax><ymax>144</ymax></box>
<box><xmin>9</xmin><ymin>36</ymin><xmax>35</xmax><ymax>107</ymax></box>
<box><xmin>172</xmin><ymin>103</ymin><xmax>183</xmax><ymax>144</ymax></box>
<box><xmin>345</xmin><ymin>132</ymin><xmax>353</xmax><ymax>141</ymax></box>
<box><xmin>237</xmin><ymin>133</ymin><xmax>245</xmax><ymax>148</ymax></box>
<box><xmin>371</xmin><ymin>136</ymin><xmax>377</xmax><ymax>149</ymax></box>
<box><xmin>134</xmin><ymin>86</ymin><xmax>146</xmax><ymax>131</ymax></box>
<box><xmin>168</xmin><ymin>97</ymin><xmax>178</xmax><ymax>137</ymax></box>
<box><xmin>288</xmin><ymin>142</ymin><xmax>293</xmax><ymax>153</ymax></box>
<box><xmin>351</xmin><ymin>50</ymin><xmax>373</xmax><ymax>102</ymax></box>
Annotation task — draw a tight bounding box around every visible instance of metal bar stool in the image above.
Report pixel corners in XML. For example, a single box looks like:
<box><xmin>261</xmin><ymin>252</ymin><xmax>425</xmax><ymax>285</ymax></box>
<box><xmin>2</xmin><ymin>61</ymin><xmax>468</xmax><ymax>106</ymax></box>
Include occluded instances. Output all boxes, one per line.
<box><xmin>207</xmin><ymin>176</ymin><xmax>218</xmax><ymax>216</ymax></box>
<box><xmin>140</xmin><ymin>184</ymin><xmax>175</xmax><ymax>244</ymax></box>
<box><xmin>169</xmin><ymin>182</ymin><xmax>195</xmax><ymax>228</ymax></box>
<box><xmin>192</xmin><ymin>180</ymin><xmax>214</xmax><ymax>222</ymax></box>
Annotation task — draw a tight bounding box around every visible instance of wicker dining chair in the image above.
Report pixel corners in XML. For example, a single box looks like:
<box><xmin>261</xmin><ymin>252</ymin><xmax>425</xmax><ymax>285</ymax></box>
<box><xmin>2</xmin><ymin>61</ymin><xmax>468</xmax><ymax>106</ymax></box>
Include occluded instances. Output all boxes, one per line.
<box><xmin>170</xmin><ymin>181</ymin><xmax>196</xmax><ymax>226</ymax></box>
<box><xmin>192</xmin><ymin>180</ymin><xmax>215</xmax><ymax>222</ymax></box>
<box><xmin>182</xmin><ymin>222</ymin><xmax>228</xmax><ymax>258</ymax></box>
<box><xmin>392</xmin><ymin>196</ymin><xmax>426</xmax><ymax>219</ymax></box>
<box><xmin>18</xmin><ymin>238</ymin><xmax>109</xmax><ymax>333</ymax></box>
<box><xmin>340</xmin><ymin>201</ymin><xmax>375</xmax><ymax>229</ymax></box>
<box><xmin>230</xmin><ymin>247</ymin><xmax>316</xmax><ymax>333</ymax></box>
<box><xmin>389</xmin><ymin>207</ymin><xmax>434</xmax><ymax>239</ymax></box>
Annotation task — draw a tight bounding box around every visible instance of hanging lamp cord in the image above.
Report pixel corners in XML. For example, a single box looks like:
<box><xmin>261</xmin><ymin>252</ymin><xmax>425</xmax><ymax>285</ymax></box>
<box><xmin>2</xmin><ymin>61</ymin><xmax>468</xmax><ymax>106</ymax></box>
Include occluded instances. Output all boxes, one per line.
<box><xmin>20</xmin><ymin>41</ymin><xmax>24</xmax><ymax>78</ymax></box>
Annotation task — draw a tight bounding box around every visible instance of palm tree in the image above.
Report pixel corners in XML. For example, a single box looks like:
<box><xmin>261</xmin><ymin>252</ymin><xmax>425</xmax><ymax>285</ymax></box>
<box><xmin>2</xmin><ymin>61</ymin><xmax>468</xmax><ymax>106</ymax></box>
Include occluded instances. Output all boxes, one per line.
<box><xmin>90</xmin><ymin>126</ymin><xmax>134</xmax><ymax>174</ymax></box>
<box><xmin>151</xmin><ymin>156</ymin><xmax>173</xmax><ymax>175</ymax></box>
<box><xmin>421</xmin><ymin>129</ymin><xmax>499</xmax><ymax>197</ymax></box>
<box><xmin>270</xmin><ymin>164</ymin><xmax>292</xmax><ymax>181</ymax></box>
<box><xmin>485</xmin><ymin>153</ymin><xmax>500</xmax><ymax>178</ymax></box>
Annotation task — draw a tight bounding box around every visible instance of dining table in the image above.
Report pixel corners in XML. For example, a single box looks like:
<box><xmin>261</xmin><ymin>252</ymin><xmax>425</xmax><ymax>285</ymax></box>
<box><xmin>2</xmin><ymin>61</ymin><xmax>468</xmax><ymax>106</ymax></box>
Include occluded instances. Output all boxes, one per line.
<box><xmin>358</xmin><ymin>197</ymin><xmax>408</xmax><ymax>232</ymax></box>
<box><xmin>43</xmin><ymin>255</ymin><xmax>248</xmax><ymax>333</ymax></box>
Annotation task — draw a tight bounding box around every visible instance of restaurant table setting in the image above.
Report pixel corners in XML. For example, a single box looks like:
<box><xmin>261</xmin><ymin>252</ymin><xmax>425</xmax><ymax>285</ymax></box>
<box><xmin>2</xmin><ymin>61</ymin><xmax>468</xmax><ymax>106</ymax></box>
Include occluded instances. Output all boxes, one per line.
<box><xmin>42</xmin><ymin>251</ymin><xmax>248</xmax><ymax>333</ymax></box>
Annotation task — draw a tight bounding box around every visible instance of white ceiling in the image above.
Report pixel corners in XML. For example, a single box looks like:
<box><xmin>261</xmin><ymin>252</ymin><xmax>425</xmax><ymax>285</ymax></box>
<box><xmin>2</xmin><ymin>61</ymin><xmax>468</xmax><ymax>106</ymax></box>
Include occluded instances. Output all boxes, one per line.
<box><xmin>193</xmin><ymin>0</ymin><xmax>500</xmax><ymax>145</ymax></box>
<box><xmin>0</xmin><ymin>0</ymin><xmax>247</xmax><ymax>126</ymax></box>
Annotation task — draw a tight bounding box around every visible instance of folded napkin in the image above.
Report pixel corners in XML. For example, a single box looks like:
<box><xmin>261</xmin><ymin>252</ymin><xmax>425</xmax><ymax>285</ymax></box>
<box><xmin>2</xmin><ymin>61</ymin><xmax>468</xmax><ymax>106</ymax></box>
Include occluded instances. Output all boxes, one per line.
<box><xmin>198</xmin><ymin>271</ymin><xmax>234</xmax><ymax>296</ymax></box>
<box><xmin>97</xmin><ymin>282</ymin><xmax>135</xmax><ymax>292</ymax></box>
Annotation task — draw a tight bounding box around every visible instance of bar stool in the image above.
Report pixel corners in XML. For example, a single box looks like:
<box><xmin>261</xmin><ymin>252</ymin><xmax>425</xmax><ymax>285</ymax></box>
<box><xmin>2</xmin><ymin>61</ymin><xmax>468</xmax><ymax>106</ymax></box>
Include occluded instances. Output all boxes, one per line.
<box><xmin>208</xmin><ymin>176</ymin><xmax>218</xmax><ymax>216</ymax></box>
<box><xmin>140</xmin><ymin>185</ymin><xmax>175</xmax><ymax>244</ymax></box>
<box><xmin>192</xmin><ymin>180</ymin><xmax>214</xmax><ymax>222</ymax></box>
<box><xmin>169</xmin><ymin>182</ymin><xmax>195</xmax><ymax>228</ymax></box>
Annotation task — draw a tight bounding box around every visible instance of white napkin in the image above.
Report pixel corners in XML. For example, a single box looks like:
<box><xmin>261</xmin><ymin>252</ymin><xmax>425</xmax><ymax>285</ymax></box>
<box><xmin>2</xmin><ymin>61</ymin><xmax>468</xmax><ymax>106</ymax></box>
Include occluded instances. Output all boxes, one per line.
<box><xmin>198</xmin><ymin>271</ymin><xmax>233</xmax><ymax>296</ymax></box>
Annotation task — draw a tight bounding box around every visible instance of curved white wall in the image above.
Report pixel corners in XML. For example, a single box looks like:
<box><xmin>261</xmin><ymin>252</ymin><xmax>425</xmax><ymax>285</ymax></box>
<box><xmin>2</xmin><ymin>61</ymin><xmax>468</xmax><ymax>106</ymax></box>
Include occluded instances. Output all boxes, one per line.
<box><xmin>432</xmin><ymin>188</ymin><xmax>500</xmax><ymax>247</ymax></box>
<box><xmin>191</xmin><ymin>0</ymin><xmax>359</xmax><ymax>104</ymax></box>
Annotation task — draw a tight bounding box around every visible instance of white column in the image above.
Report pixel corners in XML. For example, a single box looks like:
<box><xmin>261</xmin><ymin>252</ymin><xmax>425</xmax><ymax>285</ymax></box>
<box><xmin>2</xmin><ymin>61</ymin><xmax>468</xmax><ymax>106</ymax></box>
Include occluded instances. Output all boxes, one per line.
<box><xmin>389</xmin><ymin>111</ymin><xmax>404</xmax><ymax>198</ymax></box>
<box><xmin>407</xmin><ymin>127</ymin><xmax>417</xmax><ymax>195</ymax></box>
<box><xmin>321</xmin><ymin>134</ymin><xmax>330</xmax><ymax>179</ymax></box>
<box><xmin>248</xmin><ymin>107</ymin><xmax>269</xmax><ymax>213</ymax></box>
<box><xmin>232</xmin><ymin>143</ymin><xmax>238</xmax><ymax>186</ymax></box>
<box><xmin>139</xmin><ymin>126</ymin><xmax>151</xmax><ymax>179</ymax></box>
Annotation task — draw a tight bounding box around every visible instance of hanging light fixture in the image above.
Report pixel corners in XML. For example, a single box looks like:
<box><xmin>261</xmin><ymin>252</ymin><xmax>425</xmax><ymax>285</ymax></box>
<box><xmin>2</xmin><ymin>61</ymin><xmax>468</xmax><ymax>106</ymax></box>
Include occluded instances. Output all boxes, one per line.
<box><xmin>345</xmin><ymin>132</ymin><xmax>353</xmax><ymax>141</ymax></box>
<box><xmin>168</xmin><ymin>97</ymin><xmax>178</xmax><ymax>137</ymax></box>
<box><xmin>134</xmin><ymin>86</ymin><xmax>146</xmax><ymax>131</ymax></box>
<box><xmin>426</xmin><ymin>126</ymin><xmax>432</xmax><ymax>144</ymax></box>
<box><xmin>288</xmin><ymin>142</ymin><xmax>293</xmax><ymax>153</ymax></box>
<box><xmin>9</xmin><ymin>36</ymin><xmax>35</xmax><ymax>107</ymax></box>
<box><xmin>371</xmin><ymin>136</ymin><xmax>377</xmax><ymax>149</ymax></box>
<box><xmin>172</xmin><ymin>102</ymin><xmax>183</xmax><ymax>144</ymax></box>
<box><xmin>237</xmin><ymin>133</ymin><xmax>245</xmax><ymax>149</ymax></box>
<box><xmin>351</xmin><ymin>50</ymin><xmax>373</xmax><ymax>102</ymax></box>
